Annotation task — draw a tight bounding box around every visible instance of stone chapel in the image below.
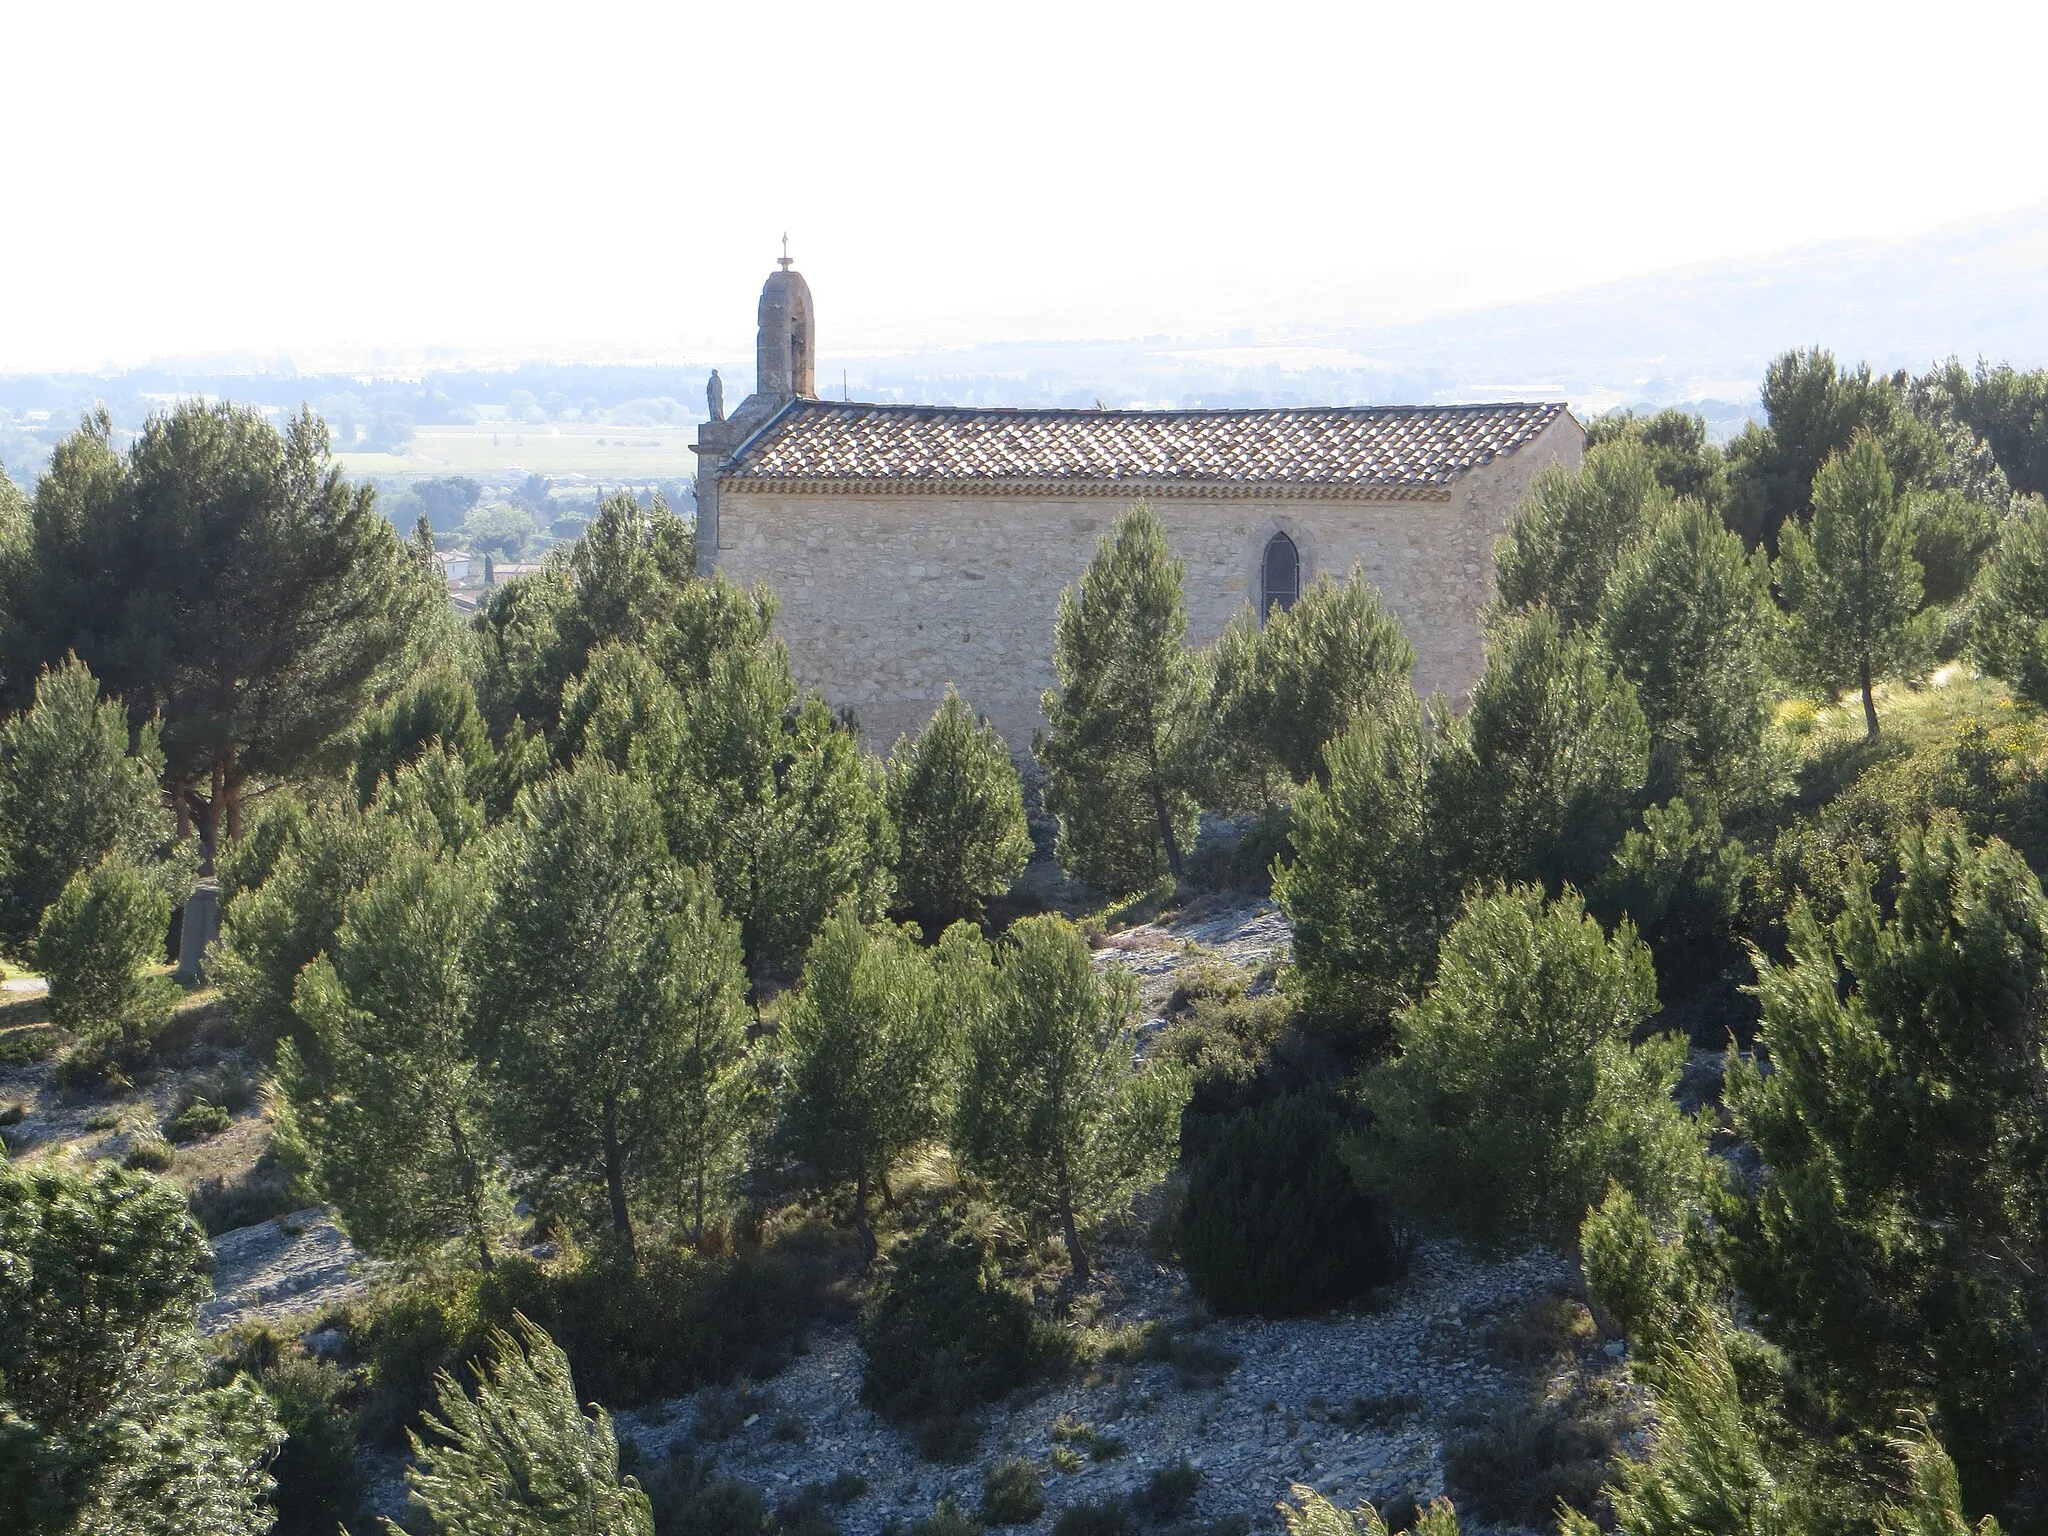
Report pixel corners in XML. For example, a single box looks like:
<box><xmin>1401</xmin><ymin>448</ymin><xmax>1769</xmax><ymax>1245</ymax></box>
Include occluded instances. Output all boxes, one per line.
<box><xmin>691</xmin><ymin>261</ymin><xmax>1585</xmax><ymax>754</ymax></box>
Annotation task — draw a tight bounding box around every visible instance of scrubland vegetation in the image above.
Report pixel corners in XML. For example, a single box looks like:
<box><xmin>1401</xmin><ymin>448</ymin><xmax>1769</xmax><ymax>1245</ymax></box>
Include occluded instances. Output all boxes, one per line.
<box><xmin>4</xmin><ymin>350</ymin><xmax>2048</xmax><ymax>1534</ymax></box>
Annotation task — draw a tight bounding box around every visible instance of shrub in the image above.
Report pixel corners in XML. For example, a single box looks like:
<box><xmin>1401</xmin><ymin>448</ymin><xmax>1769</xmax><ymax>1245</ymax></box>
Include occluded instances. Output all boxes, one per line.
<box><xmin>188</xmin><ymin>1149</ymin><xmax>297</xmax><ymax>1236</ymax></box>
<box><xmin>773</xmin><ymin>1482</ymin><xmax>843</xmax><ymax>1536</ymax></box>
<box><xmin>887</xmin><ymin>689</ymin><xmax>1032</xmax><ymax>925</ymax></box>
<box><xmin>646</xmin><ymin>1453</ymin><xmax>771</xmax><ymax>1536</ymax></box>
<box><xmin>1155</xmin><ymin>984</ymin><xmax>1308</xmax><ymax>1146</ymax></box>
<box><xmin>859</xmin><ymin>1225</ymin><xmax>1043</xmax><ymax>1459</ymax></box>
<box><xmin>122</xmin><ymin>1132</ymin><xmax>175</xmax><ymax>1172</ymax></box>
<box><xmin>1363</xmin><ymin>884</ymin><xmax>1698</xmax><ymax>1248</ymax></box>
<box><xmin>258</xmin><ymin>1355</ymin><xmax>366</xmax><ymax>1536</ymax></box>
<box><xmin>913</xmin><ymin>1500</ymin><xmax>985</xmax><ymax>1536</ymax></box>
<box><xmin>165</xmin><ymin>1099</ymin><xmax>232</xmax><ymax>1142</ymax></box>
<box><xmin>356</xmin><ymin>1231</ymin><xmax>857</xmax><ymax>1446</ymax></box>
<box><xmin>1443</xmin><ymin>1378</ymin><xmax>1635</xmax><ymax>1529</ymax></box>
<box><xmin>981</xmin><ymin>1458</ymin><xmax>1045</xmax><ymax>1525</ymax></box>
<box><xmin>1179</xmin><ymin>1093</ymin><xmax>1404</xmax><ymax>1316</ymax></box>
<box><xmin>1054</xmin><ymin>1499</ymin><xmax>1132</xmax><ymax>1536</ymax></box>
<box><xmin>0</xmin><ymin>1024</ymin><xmax>56</xmax><ymax>1065</ymax></box>
<box><xmin>1133</xmin><ymin>1461</ymin><xmax>1202</xmax><ymax>1521</ymax></box>
<box><xmin>35</xmin><ymin>856</ymin><xmax>175</xmax><ymax>1058</ymax></box>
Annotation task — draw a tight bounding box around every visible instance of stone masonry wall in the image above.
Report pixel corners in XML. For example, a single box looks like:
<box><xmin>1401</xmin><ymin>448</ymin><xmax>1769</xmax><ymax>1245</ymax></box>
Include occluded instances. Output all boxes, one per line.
<box><xmin>713</xmin><ymin>415</ymin><xmax>1583</xmax><ymax>755</ymax></box>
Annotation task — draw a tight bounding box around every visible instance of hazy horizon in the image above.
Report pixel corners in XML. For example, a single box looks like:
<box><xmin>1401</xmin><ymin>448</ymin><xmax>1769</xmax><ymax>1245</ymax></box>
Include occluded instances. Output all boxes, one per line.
<box><xmin>6</xmin><ymin>0</ymin><xmax>2048</xmax><ymax>377</ymax></box>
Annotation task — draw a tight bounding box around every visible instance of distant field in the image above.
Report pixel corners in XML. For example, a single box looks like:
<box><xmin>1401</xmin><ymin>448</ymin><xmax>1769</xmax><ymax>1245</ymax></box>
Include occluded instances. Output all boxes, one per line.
<box><xmin>337</xmin><ymin>424</ymin><xmax>699</xmax><ymax>482</ymax></box>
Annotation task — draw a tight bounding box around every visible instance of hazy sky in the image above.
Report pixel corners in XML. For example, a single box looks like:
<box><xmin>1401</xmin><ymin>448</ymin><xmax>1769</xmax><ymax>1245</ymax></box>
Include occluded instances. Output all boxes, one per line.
<box><xmin>5</xmin><ymin>0</ymin><xmax>2046</xmax><ymax>373</ymax></box>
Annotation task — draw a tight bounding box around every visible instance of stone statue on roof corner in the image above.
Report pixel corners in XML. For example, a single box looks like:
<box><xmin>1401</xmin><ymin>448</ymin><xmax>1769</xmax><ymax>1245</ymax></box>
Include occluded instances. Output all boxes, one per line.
<box><xmin>706</xmin><ymin>369</ymin><xmax>725</xmax><ymax>422</ymax></box>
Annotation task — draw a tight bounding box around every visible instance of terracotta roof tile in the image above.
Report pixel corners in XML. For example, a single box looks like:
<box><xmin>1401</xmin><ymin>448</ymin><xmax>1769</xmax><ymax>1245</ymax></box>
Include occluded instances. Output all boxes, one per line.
<box><xmin>721</xmin><ymin>400</ymin><xmax>1568</xmax><ymax>490</ymax></box>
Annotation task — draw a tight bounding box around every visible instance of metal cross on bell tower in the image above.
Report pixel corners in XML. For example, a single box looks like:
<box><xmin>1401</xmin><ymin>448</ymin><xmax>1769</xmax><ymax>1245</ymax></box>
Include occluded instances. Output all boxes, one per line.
<box><xmin>778</xmin><ymin>233</ymin><xmax>792</xmax><ymax>272</ymax></box>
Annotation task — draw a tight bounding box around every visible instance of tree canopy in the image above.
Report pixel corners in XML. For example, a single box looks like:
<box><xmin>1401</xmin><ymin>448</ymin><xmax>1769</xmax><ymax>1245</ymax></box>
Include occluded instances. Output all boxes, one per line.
<box><xmin>4</xmin><ymin>404</ymin><xmax>439</xmax><ymax>855</ymax></box>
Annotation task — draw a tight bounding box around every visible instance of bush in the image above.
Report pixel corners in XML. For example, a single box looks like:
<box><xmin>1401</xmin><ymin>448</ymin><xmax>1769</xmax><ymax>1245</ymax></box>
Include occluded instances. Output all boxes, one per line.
<box><xmin>1055</xmin><ymin>1499</ymin><xmax>1132</xmax><ymax>1536</ymax></box>
<box><xmin>887</xmin><ymin>689</ymin><xmax>1032</xmax><ymax>925</ymax></box>
<box><xmin>1133</xmin><ymin>1461</ymin><xmax>1202</xmax><ymax>1522</ymax></box>
<box><xmin>1179</xmin><ymin>1094</ymin><xmax>1404</xmax><ymax>1316</ymax></box>
<box><xmin>913</xmin><ymin>1499</ymin><xmax>985</xmax><ymax>1536</ymax></box>
<box><xmin>165</xmin><ymin>1099</ymin><xmax>231</xmax><ymax>1142</ymax></box>
<box><xmin>188</xmin><ymin>1149</ymin><xmax>296</xmax><ymax>1236</ymax></box>
<box><xmin>981</xmin><ymin>1458</ymin><xmax>1045</xmax><ymax>1525</ymax></box>
<box><xmin>0</xmin><ymin>1024</ymin><xmax>56</xmax><ymax>1066</ymax></box>
<box><xmin>1363</xmin><ymin>884</ymin><xmax>1698</xmax><ymax>1248</ymax></box>
<box><xmin>35</xmin><ymin>855</ymin><xmax>175</xmax><ymax>1058</ymax></box>
<box><xmin>859</xmin><ymin>1225</ymin><xmax>1044</xmax><ymax>1460</ymax></box>
<box><xmin>356</xmin><ymin>1229</ymin><xmax>859</xmax><ymax>1445</ymax></box>
<box><xmin>1443</xmin><ymin>1377</ymin><xmax>1635</xmax><ymax>1528</ymax></box>
<box><xmin>258</xmin><ymin>1355</ymin><xmax>366</xmax><ymax>1536</ymax></box>
<box><xmin>1155</xmin><ymin>984</ymin><xmax>1309</xmax><ymax>1142</ymax></box>
<box><xmin>121</xmin><ymin>1132</ymin><xmax>175</xmax><ymax>1172</ymax></box>
<box><xmin>645</xmin><ymin>1454</ymin><xmax>771</xmax><ymax>1536</ymax></box>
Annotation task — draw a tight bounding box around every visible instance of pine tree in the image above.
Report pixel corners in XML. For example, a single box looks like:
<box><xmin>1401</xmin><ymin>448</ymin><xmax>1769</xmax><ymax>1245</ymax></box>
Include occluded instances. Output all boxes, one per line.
<box><xmin>1427</xmin><ymin>607</ymin><xmax>1649</xmax><ymax>893</ymax></box>
<box><xmin>353</xmin><ymin>662</ymin><xmax>494</xmax><ymax>808</ymax></box>
<box><xmin>885</xmin><ymin>689</ymin><xmax>1031</xmax><ymax>925</ymax></box>
<box><xmin>1776</xmin><ymin>434</ymin><xmax>1925</xmax><ymax>738</ymax></box>
<box><xmin>0</xmin><ymin>1161</ymin><xmax>282</xmax><ymax>1535</ymax></box>
<box><xmin>1597</xmin><ymin>500</ymin><xmax>1776</xmax><ymax>793</ymax></box>
<box><xmin>394</xmin><ymin>1315</ymin><xmax>652</xmax><ymax>1536</ymax></box>
<box><xmin>5</xmin><ymin>403</ymin><xmax>439</xmax><ymax>858</ymax></box>
<box><xmin>1724</xmin><ymin>818</ymin><xmax>2048</xmax><ymax>1522</ymax></box>
<box><xmin>35</xmin><ymin>855</ymin><xmax>177</xmax><ymax>1058</ymax></box>
<box><xmin>1272</xmin><ymin>689</ymin><xmax>1447</xmax><ymax>1043</ymax></box>
<box><xmin>0</xmin><ymin>658</ymin><xmax>174</xmax><ymax>956</ymax></box>
<box><xmin>952</xmin><ymin>915</ymin><xmax>1188</xmax><ymax>1280</ymax></box>
<box><xmin>778</xmin><ymin>901</ymin><xmax>948</xmax><ymax>1256</ymax></box>
<box><xmin>1494</xmin><ymin>438</ymin><xmax>1670</xmax><ymax>629</ymax></box>
<box><xmin>1363</xmin><ymin>884</ymin><xmax>1695</xmax><ymax>1247</ymax></box>
<box><xmin>279</xmin><ymin>848</ymin><xmax>503</xmax><ymax>1269</ymax></box>
<box><xmin>657</xmin><ymin>631</ymin><xmax>893</xmax><ymax>979</ymax></box>
<box><xmin>650</xmin><ymin>873</ymin><xmax>756</xmax><ymax>1248</ymax></box>
<box><xmin>209</xmin><ymin>789</ymin><xmax>412</xmax><ymax>1049</ymax></box>
<box><xmin>1204</xmin><ymin>569</ymin><xmax>1415</xmax><ymax>794</ymax></box>
<box><xmin>1970</xmin><ymin>492</ymin><xmax>2048</xmax><ymax>707</ymax></box>
<box><xmin>478</xmin><ymin>759</ymin><xmax>750</xmax><ymax>1258</ymax></box>
<box><xmin>1038</xmin><ymin>504</ymin><xmax>1202</xmax><ymax>891</ymax></box>
<box><xmin>471</xmin><ymin>491</ymin><xmax>694</xmax><ymax>741</ymax></box>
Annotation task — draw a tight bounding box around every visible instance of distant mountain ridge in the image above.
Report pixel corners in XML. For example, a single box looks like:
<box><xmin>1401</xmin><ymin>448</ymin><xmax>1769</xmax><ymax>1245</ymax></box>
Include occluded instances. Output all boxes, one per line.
<box><xmin>835</xmin><ymin>202</ymin><xmax>2048</xmax><ymax>431</ymax></box>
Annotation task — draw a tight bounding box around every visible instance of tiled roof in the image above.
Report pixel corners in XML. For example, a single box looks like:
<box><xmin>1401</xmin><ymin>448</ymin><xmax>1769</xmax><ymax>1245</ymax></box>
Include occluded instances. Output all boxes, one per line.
<box><xmin>720</xmin><ymin>400</ymin><xmax>1568</xmax><ymax>495</ymax></box>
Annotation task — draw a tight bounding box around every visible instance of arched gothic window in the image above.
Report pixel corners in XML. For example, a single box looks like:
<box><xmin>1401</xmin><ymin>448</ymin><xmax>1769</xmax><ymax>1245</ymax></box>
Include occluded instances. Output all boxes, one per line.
<box><xmin>1261</xmin><ymin>531</ymin><xmax>1300</xmax><ymax>620</ymax></box>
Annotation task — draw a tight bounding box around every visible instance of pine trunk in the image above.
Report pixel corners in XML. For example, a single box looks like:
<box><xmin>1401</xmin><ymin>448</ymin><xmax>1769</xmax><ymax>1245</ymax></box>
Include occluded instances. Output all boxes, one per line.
<box><xmin>854</xmin><ymin>1168</ymin><xmax>877</xmax><ymax>1262</ymax></box>
<box><xmin>602</xmin><ymin>1094</ymin><xmax>635</xmax><ymax>1260</ymax></box>
<box><xmin>1058</xmin><ymin>1186</ymin><xmax>1089</xmax><ymax>1283</ymax></box>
